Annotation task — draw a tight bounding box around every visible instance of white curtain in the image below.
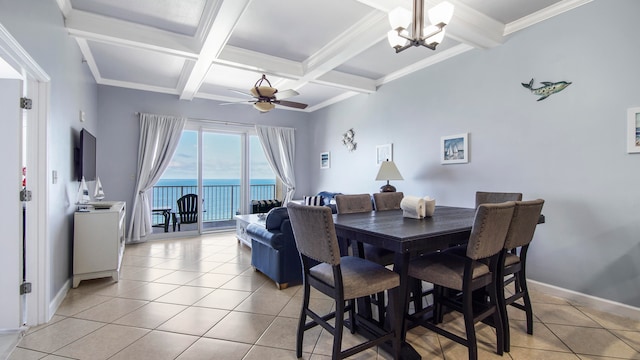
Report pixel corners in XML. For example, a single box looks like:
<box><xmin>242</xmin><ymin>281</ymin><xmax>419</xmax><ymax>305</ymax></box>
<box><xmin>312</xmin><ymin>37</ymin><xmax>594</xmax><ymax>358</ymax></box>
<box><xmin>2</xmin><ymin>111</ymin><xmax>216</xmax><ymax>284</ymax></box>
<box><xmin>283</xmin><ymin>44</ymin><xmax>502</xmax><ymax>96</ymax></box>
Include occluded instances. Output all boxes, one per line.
<box><xmin>128</xmin><ymin>113</ymin><xmax>187</xmax><ymax>242</ymax></box>
<box><xmin>255</xmin><ymin>125</ymin><xmax>296</xmax><ymax>204</ymax></box>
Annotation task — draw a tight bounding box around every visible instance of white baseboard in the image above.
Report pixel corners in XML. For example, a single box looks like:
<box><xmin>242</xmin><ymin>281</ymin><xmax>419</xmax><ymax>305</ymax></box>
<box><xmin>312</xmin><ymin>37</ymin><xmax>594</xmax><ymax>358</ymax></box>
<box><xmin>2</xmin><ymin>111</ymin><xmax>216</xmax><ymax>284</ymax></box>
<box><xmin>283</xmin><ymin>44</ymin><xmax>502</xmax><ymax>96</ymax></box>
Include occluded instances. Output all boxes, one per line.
<box><xmin>48</xmin><ymin>279</ymin><xmax>71</xmax><ymax>321</ymax></box>
<box><xmin>529</xmin><ymin>280</ymin><xmax>640</xmax><ymax>321</ymax></box>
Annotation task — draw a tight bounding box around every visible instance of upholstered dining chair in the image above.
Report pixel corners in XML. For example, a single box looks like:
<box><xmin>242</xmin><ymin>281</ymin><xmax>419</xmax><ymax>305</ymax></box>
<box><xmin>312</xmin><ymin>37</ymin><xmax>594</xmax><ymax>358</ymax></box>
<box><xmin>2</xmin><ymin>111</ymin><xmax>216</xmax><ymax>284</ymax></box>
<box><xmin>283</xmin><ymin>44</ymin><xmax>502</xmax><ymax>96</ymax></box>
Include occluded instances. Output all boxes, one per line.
<box><xmin>406</xmin><ymin>202</ymin><xmax>516</xmax><ymax>360</ymax></box>
<box><xmin>372</xmin><ymin>191</ymin><xmax>404</xmax><ymax>211</ymax></box>
<box><xmin>499</xmin><ymin>199</ymin><xmax>545</xmax><ymax>352</ymax></box>
<box><xmin>336</xmin><ymin>193</ymin><xmax>390</xmax><ymax>323</ymax></box>
<box><xmin>335</xmin><ymin>193</ymin><xmax>373</xmax><ymax>214</ymax></box>
<box><xmin>173</xmin><ymin>193</ymin><xmax>198</xmax><ymax>231</ymax></box>
<box><xmin>287</xmin><ymin>202</ymin><xmax>402</xmax><ymax>360</ymax></box>
<box><xmin>475</xmin><ymin>191</ymin><xmax>522</xmax><ymax>208</ymax></box>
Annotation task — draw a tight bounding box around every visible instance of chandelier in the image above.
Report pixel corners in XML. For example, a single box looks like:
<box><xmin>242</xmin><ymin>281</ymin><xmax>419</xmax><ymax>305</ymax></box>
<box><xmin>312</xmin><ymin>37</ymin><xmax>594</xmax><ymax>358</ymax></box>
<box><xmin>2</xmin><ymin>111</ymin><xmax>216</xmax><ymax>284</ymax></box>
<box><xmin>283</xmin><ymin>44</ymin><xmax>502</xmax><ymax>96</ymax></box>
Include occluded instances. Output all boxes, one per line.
<box><xmin>387</xmin><ymin>0</ymin><xmax>454</xmax><ymax>53</ymax></box>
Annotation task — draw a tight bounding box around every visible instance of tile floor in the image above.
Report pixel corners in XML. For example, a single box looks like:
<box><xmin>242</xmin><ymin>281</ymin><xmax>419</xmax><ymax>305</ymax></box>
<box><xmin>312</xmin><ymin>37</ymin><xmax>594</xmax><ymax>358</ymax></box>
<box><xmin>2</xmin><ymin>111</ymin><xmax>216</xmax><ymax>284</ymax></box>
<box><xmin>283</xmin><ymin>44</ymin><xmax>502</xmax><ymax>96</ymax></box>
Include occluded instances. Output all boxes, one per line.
<box><xmin>7</xmin><ymin>231</ymin><xmax>640</xmax><ymax>360</ymax></box>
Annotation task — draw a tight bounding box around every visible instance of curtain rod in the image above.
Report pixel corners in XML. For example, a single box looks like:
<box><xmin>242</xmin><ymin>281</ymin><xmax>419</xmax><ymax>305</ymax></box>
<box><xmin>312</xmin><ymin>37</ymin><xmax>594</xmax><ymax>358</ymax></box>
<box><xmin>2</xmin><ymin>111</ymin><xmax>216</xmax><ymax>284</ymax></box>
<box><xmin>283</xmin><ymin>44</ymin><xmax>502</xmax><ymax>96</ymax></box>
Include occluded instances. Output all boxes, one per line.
<box><xmin>134</xmin><ymin>112</ymin><xmax>254</xmax><ymax>128</ymax></box>
<box><xmin>134</xmin><ymin>112</ymin><xmax>294</xmax><ymax>130</ymax></box>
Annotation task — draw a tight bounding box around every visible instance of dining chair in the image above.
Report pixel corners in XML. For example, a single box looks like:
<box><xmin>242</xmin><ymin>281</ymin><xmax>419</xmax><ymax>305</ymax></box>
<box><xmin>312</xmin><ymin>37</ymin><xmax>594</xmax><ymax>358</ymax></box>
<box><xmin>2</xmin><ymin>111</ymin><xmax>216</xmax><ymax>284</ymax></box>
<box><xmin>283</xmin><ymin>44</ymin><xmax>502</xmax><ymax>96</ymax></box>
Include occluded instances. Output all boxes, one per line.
<box><xmin>372</xmin><ymin>191</ymin><xmax>404</xmax><ymax>211</ymax></box>
<box><xmin>335</xmin><ymin>193</ymin><xmax>373</xmax><ymax>214</ymax></box>
<box><xmin>173</xmin><ymin>193</ymin><xmax>198</xmax><ymax>231</ymax></box>
<box><xmin>287</xmin><ymin>202</ymin><xmax>402</xmax><ymax>360</ymax></box>
<box><xmin>333</xmin><ymin>194</ymin><xmax>373</xmax><ymax>256</ymax></box>
<box><xmin>475</xmin><ymin>191</ymin><xmax>522</xmax><ymax>208</ymax></box>
<box><xmin>499</xmin><ymin>199</ymin><xmax>545</xmax><ymax>352</ymax></box>
<box><xmin>406</xmin><ymin>201</ymin><xmax>516</xmax><ymax>360</ymax></box>
<box><xmin>336</xmin><ymin>193</ymin><xmax>390</xmax><ymax>323</ymax></box>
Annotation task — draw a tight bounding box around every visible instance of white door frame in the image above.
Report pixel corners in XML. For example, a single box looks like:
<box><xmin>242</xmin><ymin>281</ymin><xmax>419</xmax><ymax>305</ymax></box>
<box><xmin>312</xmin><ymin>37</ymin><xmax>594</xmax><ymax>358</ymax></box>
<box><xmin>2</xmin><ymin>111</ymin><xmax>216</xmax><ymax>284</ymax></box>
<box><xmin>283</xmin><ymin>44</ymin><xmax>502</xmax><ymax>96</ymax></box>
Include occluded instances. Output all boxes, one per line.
<box><xmin>0</xmin><ymin>23</ymin><xmax>50</xmax><ymax>326</ymax></box>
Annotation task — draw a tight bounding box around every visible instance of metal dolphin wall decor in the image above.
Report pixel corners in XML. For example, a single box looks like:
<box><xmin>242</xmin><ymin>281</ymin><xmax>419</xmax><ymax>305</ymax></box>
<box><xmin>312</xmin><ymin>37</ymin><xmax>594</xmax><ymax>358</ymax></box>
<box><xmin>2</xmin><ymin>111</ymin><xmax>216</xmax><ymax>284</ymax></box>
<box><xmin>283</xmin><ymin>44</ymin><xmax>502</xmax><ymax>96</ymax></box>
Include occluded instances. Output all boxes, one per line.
<box><xmin>522</xmin><ymin>78</ymin><xmax>571</xmax><ymax>101</ymax></box>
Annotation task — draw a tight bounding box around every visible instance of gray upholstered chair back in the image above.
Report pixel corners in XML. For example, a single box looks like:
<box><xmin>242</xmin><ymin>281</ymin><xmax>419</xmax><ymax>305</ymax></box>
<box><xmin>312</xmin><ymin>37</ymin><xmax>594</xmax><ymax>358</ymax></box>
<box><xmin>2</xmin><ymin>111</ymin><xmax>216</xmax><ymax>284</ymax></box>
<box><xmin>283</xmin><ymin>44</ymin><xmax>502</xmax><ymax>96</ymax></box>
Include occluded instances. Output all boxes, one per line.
<box><xmin>475</xmin><ymin>191</ymin><xmax>522</xmax><ymax>208</ymax></box>
<box><xmin>504</xmin><ymin>199</ymin><xmax>544</xmax><ymax>250</ymax></box>
<box><xmin>373</xmin><ymin>192</ymin><xmax>404</xmax><ymax>211</ymax></box>
<box><xmin>335</xmin><ymin>194</ymin><xmax>373</xmax><ymax>214</ymax></box>
<box><xmin>466</xmin><ymin>202</ymin><xmax>516</xmax><ymax>260</ymax></box>
<box><xmin>287</xmin><ymin>202</ymin><xmax>341</xmax><ymax>266</ymax></box>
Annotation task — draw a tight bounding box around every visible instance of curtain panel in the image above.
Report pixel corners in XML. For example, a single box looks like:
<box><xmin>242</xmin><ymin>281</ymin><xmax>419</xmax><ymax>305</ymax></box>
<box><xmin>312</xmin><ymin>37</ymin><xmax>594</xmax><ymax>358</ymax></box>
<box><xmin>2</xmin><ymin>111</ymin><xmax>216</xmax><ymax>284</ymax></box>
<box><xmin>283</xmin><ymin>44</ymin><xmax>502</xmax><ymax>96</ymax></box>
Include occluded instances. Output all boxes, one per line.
<box><xmin>128</xmin><ymin>113</ymin><xmax>187</xmax><ymax>242</ymax></box>
<box><xmin>255</xmin><ymin>125</ymin><xmax>296</xmax><ymax>204</ymax></box>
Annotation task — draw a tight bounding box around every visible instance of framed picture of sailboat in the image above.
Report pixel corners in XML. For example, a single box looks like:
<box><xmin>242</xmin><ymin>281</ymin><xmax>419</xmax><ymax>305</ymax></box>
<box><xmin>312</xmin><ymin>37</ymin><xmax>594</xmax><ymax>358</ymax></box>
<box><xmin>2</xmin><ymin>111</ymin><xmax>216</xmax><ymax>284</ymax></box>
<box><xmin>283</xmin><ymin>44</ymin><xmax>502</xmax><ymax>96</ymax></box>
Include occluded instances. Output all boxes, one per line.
<box><xmin>627</xmin><ymin>107</ymin><xmax>640</xmax><ymax>154</ymax></box>
<box><xmin>441</xmin><ymin>133</ymin><xmax>469</xmax><ymax>164</ymax></box>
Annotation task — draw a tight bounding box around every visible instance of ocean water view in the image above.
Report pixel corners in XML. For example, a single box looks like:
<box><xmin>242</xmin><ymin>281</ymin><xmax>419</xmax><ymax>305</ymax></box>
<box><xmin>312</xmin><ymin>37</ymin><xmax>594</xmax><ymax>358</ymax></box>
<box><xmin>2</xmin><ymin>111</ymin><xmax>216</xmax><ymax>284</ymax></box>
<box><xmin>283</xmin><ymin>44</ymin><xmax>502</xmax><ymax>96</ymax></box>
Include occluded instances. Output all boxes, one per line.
<box><xmin>153</xmin><ymin>178</ymin><xmax>277</xmax><ymax>222</ymax></box>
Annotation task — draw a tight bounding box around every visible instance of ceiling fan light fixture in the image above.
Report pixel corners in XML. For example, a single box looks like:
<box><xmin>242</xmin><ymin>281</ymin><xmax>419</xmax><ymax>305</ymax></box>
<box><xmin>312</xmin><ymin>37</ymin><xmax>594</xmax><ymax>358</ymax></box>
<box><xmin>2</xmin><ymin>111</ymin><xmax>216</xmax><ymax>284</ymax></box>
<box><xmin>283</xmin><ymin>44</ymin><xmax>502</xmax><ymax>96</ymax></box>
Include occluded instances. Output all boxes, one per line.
<box><xmin>253</xmin><ymin>102</ymin><xmax>275</xmax><ymax>112</ymax></box>
<box><xmin>250</xmin><ymin>86</ymin><xmax>277</xmax><ymax>98</ymax></box>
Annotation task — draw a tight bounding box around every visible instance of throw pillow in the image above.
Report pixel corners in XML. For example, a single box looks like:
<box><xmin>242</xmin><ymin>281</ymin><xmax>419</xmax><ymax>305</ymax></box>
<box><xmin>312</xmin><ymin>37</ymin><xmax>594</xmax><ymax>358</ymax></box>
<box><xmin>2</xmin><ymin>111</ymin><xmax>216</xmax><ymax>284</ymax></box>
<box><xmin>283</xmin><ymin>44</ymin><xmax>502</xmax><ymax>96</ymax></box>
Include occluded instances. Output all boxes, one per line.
<box><xmin>304</xmin><ymin>195</ymin><xmax>324</xmax><ymax>206</ymax></box>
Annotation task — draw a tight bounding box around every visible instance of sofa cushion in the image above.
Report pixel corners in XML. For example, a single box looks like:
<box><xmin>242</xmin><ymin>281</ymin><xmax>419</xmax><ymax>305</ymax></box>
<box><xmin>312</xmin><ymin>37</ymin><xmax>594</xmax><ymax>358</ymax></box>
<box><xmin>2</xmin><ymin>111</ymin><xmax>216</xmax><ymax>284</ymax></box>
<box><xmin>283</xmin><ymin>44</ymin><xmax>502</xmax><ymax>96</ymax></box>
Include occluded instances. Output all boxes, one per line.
<box><xmin>265</xmin><ymin>207</ymin><xmax>289</xmax><ymax>230</ymax></box>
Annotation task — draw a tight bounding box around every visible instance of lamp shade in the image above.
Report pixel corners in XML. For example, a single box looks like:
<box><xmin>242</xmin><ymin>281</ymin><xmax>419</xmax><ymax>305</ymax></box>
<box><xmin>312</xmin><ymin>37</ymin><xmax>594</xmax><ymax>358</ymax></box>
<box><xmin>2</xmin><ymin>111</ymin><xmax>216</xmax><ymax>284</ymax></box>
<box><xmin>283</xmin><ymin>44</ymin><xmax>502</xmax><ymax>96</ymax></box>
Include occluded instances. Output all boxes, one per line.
<box><xmin>388</xmin><ymin>7</ymin><xmax>412</xmax><ymax>30</ymax></box>
<box><xmin>428</xmin><ymin>1</ymin><xmax>455</xmax><ymax>26</ymax></box>
<box><xmin>387</xmin><ymin>29</ymin><xmax>409</xmax><ymax>48</ymax></box>
<box><xmin>375</xmin><ymin>160</ymin><xmax>404</xmax><ymax>181</ymax></box>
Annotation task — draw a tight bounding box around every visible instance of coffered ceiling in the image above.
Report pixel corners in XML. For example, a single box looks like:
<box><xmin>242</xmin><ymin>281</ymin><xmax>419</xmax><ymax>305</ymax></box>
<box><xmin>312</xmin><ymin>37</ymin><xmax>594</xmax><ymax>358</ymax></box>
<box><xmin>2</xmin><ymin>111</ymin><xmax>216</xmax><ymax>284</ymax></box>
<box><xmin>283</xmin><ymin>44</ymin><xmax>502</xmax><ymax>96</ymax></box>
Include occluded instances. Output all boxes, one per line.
<box><xmin>56</xmin><ymin>0</ymin><xmax>591</xmax><ymax>112</ymax></box>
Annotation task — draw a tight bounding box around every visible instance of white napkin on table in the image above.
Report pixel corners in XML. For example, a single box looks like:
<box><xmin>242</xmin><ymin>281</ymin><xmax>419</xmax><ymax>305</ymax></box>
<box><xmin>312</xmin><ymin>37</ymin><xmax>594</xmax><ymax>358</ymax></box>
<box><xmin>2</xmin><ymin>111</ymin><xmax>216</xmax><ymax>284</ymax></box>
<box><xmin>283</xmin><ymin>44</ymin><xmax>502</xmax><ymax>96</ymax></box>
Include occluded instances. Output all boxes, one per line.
<box><xmin>400</xmin><ymin>195</ymin><xmax>436</xmax><ymax>219</ymax></box>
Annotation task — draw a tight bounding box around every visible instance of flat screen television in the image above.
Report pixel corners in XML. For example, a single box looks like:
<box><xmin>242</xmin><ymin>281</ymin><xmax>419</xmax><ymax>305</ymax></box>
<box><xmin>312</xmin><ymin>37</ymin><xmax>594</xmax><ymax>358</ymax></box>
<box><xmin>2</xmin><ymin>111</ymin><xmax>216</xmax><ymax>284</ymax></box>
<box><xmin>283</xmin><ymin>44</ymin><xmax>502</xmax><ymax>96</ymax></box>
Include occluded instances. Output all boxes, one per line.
<box><xmin>76</xmin><ymin>128</ymin><xmax>97</xmax><ymax>181</ymax></box>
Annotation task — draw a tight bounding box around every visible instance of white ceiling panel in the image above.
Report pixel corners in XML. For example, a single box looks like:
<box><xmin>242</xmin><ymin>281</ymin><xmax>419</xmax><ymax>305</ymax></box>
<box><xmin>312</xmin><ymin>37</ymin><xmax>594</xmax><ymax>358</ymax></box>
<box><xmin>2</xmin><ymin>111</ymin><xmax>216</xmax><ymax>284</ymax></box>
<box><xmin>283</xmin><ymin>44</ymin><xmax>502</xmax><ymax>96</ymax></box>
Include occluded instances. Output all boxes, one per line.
<box><xmin>70</xmin><ymin>0</ymin><xmax>208</xmax><ymax>36</ymax></box>
<box><xmin>227</xmin><ymin>0</ymin><xmax>375</xmax><ymax>62</ymax></box>
<box><xmin>89</xmin><ymin>41</ymin><xmax>185</xmax><ymax>89</ymax></box>
<box><xmin>58</xmin><ymin>0</ymin><xmax>593</xmax><ymax>112</ymax></box>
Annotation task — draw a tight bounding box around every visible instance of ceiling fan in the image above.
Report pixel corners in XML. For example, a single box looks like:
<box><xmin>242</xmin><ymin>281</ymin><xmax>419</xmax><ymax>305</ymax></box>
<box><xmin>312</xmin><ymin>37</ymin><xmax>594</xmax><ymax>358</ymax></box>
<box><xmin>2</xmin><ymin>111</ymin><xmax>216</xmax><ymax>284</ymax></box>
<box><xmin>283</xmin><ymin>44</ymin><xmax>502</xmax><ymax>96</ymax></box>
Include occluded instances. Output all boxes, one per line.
<box><xmin>221</xmin><ymin>74</ymin><xmax>308</xmax><ymax>112</ymax></box>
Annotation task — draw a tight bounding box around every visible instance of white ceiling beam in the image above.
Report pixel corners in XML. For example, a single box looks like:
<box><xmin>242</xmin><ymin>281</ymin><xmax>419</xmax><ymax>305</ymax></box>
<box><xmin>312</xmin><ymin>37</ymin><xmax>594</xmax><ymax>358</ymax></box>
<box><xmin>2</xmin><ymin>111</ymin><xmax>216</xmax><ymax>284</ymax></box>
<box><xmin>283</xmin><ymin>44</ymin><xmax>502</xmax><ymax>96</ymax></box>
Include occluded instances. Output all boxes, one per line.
<box><xmin>74</xmin><ymin>38</ymin><xmax>102</xmax><ymax>82</ymax></box>
<box><xmin>504</xmin><ymin>0</ymin><xmax>593</xmax><ymax>35</ymax></box>
<box><xmin>178</xmin><ymin>0</ymin><xmax>251</xmax><ymax>100</ymax></box>
<box><xmin>216</xmin><ymin>45</ymin><xmax>304</xmax><ymax>79</ymax></box>
<box><xmin>315</xmin><ymin>71</ymin><xmax>377</xmax><ymax>93</ymax></box>
<box><xmin>64</xmin><ymin>9</ymin><xmax>200</xmax><ymax>59</ymax></box>
<box><xmin>55</xmin><ymin>0</ymin><xmax>72</xmax><ymax>18</ymax></box>
<box><xmin>439</xmin><ymin>0</ymin><xmax>504</xmax><ymax>49</ymax></box>
<box><xmin>277</xmin><ymin>10</ymin><xmax>388</xmax><ymax>92</ymax></box>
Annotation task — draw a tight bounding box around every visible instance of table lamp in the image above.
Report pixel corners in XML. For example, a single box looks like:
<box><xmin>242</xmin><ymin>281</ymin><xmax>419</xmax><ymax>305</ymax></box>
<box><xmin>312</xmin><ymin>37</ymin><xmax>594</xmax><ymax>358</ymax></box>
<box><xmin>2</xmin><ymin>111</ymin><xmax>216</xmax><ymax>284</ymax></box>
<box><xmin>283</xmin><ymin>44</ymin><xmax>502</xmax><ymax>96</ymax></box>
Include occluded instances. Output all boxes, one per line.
<box><xmin>375</xmin><ymin>160</ymin><xmax>403</xmax><ymax>192</ymax></box>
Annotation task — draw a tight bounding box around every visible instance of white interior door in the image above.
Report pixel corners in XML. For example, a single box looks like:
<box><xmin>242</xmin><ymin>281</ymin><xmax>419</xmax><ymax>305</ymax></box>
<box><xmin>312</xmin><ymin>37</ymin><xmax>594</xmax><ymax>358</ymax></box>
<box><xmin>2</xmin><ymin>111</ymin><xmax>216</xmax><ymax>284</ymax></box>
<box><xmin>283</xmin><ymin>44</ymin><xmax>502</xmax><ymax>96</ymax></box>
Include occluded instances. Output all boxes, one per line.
<box><xmin>1</xmin><ymin>23</ymin><xmax>50</xmax><ymax>328</ymax></box>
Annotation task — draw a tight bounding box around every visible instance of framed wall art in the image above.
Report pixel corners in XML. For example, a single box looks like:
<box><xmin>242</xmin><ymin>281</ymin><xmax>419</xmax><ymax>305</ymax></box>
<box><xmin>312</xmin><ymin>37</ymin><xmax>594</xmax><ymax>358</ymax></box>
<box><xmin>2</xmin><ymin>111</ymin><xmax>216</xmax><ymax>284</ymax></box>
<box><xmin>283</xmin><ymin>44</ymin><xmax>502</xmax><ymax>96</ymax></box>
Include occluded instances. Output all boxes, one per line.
<box><xmin>376</xmin><ymin>143</ymin><xmax>393</xmax><ymax>165</ymax></box>
<box><xmin>320</xmin><ymin>152</ymin><xmax>330</xmax><ymax>169</ymax></box>
<box><xmin>628</xmin><ymin>107</ymin><xmax>640</xmax><ymax>154</ymax></box>
<box><xmin>441</xmin><ymin>133</ymin><xmax>469</xmax><ymax>164</ymax></box>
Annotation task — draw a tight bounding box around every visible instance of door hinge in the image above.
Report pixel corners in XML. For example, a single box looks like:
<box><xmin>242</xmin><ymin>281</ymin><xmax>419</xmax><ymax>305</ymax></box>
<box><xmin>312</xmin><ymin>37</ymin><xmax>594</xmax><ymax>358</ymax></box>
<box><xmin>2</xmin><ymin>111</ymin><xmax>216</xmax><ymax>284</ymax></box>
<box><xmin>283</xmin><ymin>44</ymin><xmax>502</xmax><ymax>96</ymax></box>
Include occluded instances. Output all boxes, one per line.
<box><xmin>20</xmin><ymin>97</ymin><xmax>32</xmax><ymax>110</ymax></box>
<box><xmin>20</xmin><ymin>188</ymin><xmax>32</xmax><ymax>202</ymax></box>
<box><xmin>20</xmin><ymin>282</ymin><xmax>32</xmax><ymax>294</ymax></box>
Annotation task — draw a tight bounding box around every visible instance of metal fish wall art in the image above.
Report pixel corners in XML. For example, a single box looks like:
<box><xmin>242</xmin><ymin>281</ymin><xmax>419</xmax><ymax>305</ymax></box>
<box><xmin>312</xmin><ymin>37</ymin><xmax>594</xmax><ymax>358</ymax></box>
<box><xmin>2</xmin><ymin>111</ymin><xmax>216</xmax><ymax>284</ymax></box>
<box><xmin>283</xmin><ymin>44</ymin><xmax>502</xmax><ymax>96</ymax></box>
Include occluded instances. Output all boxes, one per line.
<box><xmin>522</xmin><ymin>78</ymin><xmax>571</xmax><ymax>101</ymax></box>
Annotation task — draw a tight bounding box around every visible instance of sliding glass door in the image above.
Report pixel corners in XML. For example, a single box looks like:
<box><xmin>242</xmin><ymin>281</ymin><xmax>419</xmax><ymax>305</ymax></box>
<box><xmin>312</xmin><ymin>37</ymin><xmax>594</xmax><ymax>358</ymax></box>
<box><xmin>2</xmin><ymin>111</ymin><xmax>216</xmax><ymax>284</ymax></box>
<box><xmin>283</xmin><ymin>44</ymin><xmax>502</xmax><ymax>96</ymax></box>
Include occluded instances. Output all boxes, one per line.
<box><xmin>152</xmin><ymin>124</ymin><xmax>276</xmax><ymax>237</ymax></box>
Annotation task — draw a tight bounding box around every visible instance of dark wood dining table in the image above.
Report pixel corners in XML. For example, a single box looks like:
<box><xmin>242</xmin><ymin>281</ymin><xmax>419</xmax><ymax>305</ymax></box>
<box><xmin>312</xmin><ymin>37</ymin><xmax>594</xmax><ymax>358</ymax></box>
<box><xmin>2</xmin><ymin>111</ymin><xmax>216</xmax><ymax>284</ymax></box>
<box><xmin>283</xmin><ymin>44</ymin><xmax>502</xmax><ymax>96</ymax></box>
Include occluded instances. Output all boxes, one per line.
<box><xmin>332</xmin><ymin>206</ymin><xmax>478</xmax><ymax>360</ymax></box>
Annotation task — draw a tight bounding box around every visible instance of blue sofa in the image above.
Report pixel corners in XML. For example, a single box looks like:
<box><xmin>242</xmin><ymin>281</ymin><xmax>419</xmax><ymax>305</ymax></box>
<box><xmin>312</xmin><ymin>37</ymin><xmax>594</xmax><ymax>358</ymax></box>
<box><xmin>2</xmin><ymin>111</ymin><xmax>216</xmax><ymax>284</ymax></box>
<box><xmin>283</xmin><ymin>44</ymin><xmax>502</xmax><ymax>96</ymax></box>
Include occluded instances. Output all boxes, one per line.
<box><xmin>246</xmin><ymin>207</ymin><xmax>302</xmax><ymax>289</ymax></box>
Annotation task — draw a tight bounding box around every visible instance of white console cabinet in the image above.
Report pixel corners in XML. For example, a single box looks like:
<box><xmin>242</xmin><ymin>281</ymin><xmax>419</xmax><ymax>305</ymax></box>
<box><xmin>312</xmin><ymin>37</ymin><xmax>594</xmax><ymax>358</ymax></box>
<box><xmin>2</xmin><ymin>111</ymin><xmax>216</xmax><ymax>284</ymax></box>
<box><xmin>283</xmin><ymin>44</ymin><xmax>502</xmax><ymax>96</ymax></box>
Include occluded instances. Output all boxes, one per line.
<box><xmin>73</xmin><ymin>202</ymin><xmax>126</xmax><ymax>288</ymax></box>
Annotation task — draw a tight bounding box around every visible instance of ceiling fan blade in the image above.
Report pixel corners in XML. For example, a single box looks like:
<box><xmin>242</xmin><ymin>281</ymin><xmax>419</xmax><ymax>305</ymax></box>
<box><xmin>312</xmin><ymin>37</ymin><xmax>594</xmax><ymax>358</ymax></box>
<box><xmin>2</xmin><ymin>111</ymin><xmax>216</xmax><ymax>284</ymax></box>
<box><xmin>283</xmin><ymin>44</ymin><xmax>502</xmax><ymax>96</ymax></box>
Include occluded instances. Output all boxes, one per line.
<box><xmin>276</xmin><ymin>100</ymin><xmax>308</xmax><ymax>109</ymax></box>
<box><xmin>228</xmin><ymin>89</ymin><xmax>254</xmax><ymax>98</ymax></box>
<box><xmin>275</xmin><ymin>89</ymin><xmax>299</xmax><ymax>100</ymax></box>
<box><xmin>219</xmin><ymin>100</ymin><xmax>254</xmax><ymax>106</ymax></box>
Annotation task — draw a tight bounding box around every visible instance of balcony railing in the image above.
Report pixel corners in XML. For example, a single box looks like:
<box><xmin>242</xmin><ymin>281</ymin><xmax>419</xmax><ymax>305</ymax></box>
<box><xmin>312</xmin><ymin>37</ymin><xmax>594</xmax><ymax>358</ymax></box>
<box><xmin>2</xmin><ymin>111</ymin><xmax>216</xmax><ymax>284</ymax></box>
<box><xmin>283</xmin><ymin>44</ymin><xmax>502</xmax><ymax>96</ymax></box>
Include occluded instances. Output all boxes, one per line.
<box><xmin>152</xmin><ymin>183</ymin><xmax>276</xmax><ymax>224</ymax></box>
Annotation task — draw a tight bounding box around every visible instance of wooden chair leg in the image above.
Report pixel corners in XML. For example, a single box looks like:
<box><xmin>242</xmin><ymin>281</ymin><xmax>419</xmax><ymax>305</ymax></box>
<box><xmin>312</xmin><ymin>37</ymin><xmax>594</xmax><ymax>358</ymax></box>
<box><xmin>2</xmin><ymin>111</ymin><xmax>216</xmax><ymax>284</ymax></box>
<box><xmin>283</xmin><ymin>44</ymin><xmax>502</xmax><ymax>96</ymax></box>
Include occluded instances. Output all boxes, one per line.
<box><xmin>462</xmin><ymin>288</ymin><xmax>478</xmax><ymax>360</ymax></box>
<box><xmin>296</xmin><ymin>282</ymin><xmax>310</xmax><ymax>358</ymax></box>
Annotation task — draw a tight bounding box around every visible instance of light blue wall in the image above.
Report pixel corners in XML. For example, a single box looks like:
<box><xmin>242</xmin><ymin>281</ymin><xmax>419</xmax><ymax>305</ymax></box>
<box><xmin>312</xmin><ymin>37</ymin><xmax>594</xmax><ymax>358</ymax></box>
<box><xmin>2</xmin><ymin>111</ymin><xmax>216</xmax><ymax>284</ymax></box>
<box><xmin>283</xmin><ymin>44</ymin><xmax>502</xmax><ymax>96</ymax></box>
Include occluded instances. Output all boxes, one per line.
<box><xmin>0</xmin><ymin>0</ymin><xmax>98</xmax><ymax>304</ymax></box>
<box><xmin>308</xmin><ymin>0</ymin><xmax>640</xmax><ymax>307</ymax></box>
<box><xmin>96</xmin><ymin>85</ymin><xmax>314</xmax><ymax>223</ymax></box>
